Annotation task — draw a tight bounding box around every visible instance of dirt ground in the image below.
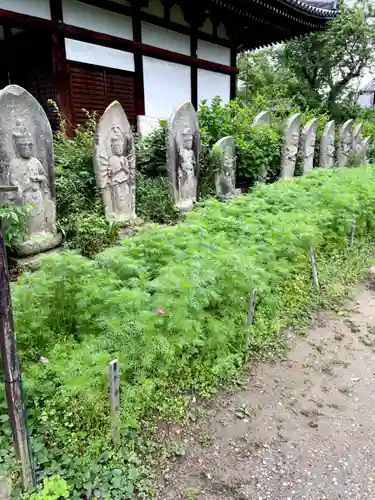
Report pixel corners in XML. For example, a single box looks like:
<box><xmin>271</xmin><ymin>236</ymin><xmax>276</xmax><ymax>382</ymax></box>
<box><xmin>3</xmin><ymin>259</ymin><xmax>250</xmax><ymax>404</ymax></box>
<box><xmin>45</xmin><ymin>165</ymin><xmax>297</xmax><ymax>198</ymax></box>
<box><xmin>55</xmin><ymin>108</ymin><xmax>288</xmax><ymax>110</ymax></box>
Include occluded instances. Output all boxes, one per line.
<box><xmin>157</xmin><ymin>284</ymin><xmax>375</xmax><ymax>500</ymax></box>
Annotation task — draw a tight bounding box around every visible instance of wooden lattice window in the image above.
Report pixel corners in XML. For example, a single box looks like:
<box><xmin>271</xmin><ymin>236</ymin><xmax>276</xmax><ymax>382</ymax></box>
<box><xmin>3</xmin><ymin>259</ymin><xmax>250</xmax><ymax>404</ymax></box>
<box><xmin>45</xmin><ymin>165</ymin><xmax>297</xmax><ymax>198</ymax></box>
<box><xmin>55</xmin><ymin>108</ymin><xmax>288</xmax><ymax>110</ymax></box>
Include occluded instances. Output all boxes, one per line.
<box><xmin>69</xmin><ymin>62</ymin><xmax>136</xmax><ymax>127</ymax></box>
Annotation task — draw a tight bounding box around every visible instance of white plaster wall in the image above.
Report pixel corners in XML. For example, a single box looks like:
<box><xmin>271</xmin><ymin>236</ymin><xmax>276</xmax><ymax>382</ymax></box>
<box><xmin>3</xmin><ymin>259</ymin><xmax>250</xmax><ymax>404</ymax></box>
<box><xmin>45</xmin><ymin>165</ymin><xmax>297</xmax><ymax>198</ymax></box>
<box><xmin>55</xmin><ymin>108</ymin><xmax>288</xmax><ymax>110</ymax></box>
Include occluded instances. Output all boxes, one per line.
<box><xmin>143</xmin><ymin>57</ymin><xmax>191</xmax><ymax>117</ymax></box>
<box><xmin>142</xmin><ymin>22</ymin><xmax>190</xmax><ymax>55</ymax></box>
<box><xmin>65</xmin><ymin>39</ymin><xmax>135</xmax><ymax>72</ymax></box>
<box><xmin>198</xmin><ymin>70</ymin><xmax>231</xmax><ymax>105</ymax></box>
<box><xmin>197</xmin><ymin>40</ymin><xmax>231</xmax><ymax>66</ymax></box>
<box><xmin>62</xmin><ymin>0</ymin><xmax>133</xmax><ymax>39</ymax></box>
<box><xmin>0</xmin><ymin>0</ymin><xmax>51</xmax><ymax>19</ymax></box>
<box><xmin>137</xmin><ymin>115</ymin><xmax>164</xmax><ymax>137</ymax></box>
<box><xmin>357</xmin><ymin>93</ymin><xmax>374</xmax><ymax>108</ymax></box>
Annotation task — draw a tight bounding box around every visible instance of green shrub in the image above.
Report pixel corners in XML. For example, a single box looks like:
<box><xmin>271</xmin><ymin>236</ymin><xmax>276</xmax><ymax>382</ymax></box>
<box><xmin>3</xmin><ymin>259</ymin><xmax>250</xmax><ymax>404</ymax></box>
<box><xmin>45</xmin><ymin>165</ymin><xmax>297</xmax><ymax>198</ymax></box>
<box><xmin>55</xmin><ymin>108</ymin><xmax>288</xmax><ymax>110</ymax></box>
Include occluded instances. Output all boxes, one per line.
<box><xmin>25</xmin><ymin>475</ymin><xmax>70</xmax><ymax>500</ymax></box>
<box><xmin>0</xmin><ymin>203</ymin><xmax>30</xmax><ymax>249</ymax></box>
<box><xmin>198</xmin><ymin>97</ymin><xmax>283</xmax><ymax>190</ymax></box>
<box><xmin>3</xmin><ymin>166</ymin><xmax>375</xmax><ymax>497</ymax></box>
<box><xmin>135</xmin><ymin>121</ymin><xmax>168</xmax><ymax>177</ymax></box>
<box><xmin>52</xmin><ymin>109</ymin><xmax>118</xmax><ymax>256</ymax></box>
<box><xmin>236</xmin><ymin>125</ymin><xmax>281</xmax><ymax>185</ymax></box>
<box><xmin>136</xmin><ymin>173</ymin><xmax>180</xmax><ymax>225</ymax></box>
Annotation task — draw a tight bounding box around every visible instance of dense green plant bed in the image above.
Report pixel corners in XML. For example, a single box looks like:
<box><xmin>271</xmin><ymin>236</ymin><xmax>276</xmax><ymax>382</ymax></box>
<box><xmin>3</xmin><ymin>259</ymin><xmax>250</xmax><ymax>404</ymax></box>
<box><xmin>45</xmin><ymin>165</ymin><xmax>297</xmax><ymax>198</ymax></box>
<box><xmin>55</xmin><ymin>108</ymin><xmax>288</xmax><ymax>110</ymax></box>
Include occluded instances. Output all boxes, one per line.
<box><xmin>2</xmin><ymin>166</ymin><xmax>375</xmax><ymax>498</ymax></box>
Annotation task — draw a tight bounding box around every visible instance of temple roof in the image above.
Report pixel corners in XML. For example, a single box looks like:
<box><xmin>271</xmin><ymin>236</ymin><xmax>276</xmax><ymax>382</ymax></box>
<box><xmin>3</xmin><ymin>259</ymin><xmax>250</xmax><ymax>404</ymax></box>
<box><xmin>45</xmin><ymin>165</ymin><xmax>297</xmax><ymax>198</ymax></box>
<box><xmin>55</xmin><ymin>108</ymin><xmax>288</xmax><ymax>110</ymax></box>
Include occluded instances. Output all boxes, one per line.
<box><xmin>284</xmin><ymin>0</ymin><xmax>338</xmax><ymax>17</ymax></box>
<box><xmin>205</xmin><ymin>0</ymin><xmax>338</xmax><ymax>49</ymax></box>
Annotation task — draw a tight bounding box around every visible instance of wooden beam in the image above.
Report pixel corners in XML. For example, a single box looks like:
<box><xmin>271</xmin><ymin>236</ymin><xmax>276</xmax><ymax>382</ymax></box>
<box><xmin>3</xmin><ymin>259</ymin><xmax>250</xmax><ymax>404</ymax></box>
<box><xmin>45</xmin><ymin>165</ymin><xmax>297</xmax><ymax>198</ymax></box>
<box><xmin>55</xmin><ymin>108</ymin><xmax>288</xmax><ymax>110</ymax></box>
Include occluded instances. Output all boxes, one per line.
<box><xmin>3</xmin><ymin>24</ymin><xmax>12</xmax><ymax>86</ymax></box>
<box><xmin>0</xmin><ymin>9</ymin><xmax>237</xmax><ymax>76</ymax></box>
<box><xmin>49</xmin><ymin>0</ymin><xmax>74</xmax><ymax>132</ymax></box>
<box><xmin>230</xmin><ymin>44</ymin><xmax>237</xmax><ymax>101</ymax></box>
<box><xmin>49</xmin><ymin>0</ymin><xmax>63</xmax><ymax>20</ymax></box>
<box><xmin>190</xmin><ymin>23</ymin><xmax>198</xmax><ymax>109</ymax></box>
<box><xmin>132</xmin><ymin>1</ymin><xmax>145</xmax><ymax>117</ymax></box>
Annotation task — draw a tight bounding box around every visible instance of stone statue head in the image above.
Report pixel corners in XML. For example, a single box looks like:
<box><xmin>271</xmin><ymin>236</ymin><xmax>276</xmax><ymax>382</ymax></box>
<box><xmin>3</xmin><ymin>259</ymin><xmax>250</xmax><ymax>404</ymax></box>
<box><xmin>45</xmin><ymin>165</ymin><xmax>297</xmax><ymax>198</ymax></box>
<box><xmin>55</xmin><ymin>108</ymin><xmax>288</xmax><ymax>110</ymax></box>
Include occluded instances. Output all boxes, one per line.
<box><xmin>13</xmin><ymin>120</ymin><xmax>33</xmax><ymax>159</ymax></box>
<box><xmin>110</xmin><ymin>126</ymin><xmax>125</xmax><ymax>156</ymax></box>
<box><xmin>182</xmin><ymin>125</ymin><xmax>193</xmax><ymax>150</ymax></box>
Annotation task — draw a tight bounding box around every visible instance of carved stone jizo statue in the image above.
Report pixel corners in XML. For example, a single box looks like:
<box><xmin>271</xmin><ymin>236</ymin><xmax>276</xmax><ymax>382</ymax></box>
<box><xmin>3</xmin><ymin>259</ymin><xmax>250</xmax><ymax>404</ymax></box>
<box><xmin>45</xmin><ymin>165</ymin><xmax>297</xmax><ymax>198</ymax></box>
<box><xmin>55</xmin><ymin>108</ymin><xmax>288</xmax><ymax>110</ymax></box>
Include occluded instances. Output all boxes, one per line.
<box><xmin>280</xmin><ymin>113</ymin><xmax>301</xmax><ymax>179</ymax></box>
<box><xmin>319</xmin><ymin>120</ymin><xmax>335</xmax><ymax>168</ymax></box>
<box><xmin>167</xmin><ymin>102</ymin><xmax>199</xmax><ymax>211</ymax></box>
<box><xmin>177</xmin><ymin>125</ymin><xmax>196</xmax><ymax>203</ymax></box>
<box><xmin>300</xmin><ymin>118</ymin><xmax>318</xmax><ymax>174</ymax></box>
<box><xmin>253</xmin><ymin>111</ymin><xmax>270</xmax><ymax>127</ymax></box>
<box><xmin>214</xmin><ymin>136</ymin><xmax>240</xmax><ymax>200</ymax></box>
<box><xmin>94</xmin><ymin>101</ymin><xmax>136</xmax><ymax>223</ymax></box>
<box><xmin>0</xmin><ymin>85</ymin><xmax>61</xmax><ymax>257</ymax></box>
<box><xmin>11</xmin><ymin>120</ymin><xmax>53</xmax><ymax>236</ymax></box>
<box><xmin>352</xmin><ymin>123</ymin><xmax>363</xmax><ymax>156</ymax></box>
<box><xmin>337</xmin><ymin>119</ymin><xmax>353</xmax><ymax>167</ymax></box>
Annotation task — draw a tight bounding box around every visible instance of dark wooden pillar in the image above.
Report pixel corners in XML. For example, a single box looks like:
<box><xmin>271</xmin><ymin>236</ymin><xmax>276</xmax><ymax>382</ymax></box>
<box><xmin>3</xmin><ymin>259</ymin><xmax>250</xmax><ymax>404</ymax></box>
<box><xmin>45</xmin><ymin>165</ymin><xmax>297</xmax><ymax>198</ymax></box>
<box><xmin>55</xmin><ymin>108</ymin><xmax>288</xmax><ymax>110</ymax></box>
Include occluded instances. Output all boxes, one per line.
<box><xmin>190</xmin><ymin>27</ymin><xmax>198</xmax><ymax>109</ymax></box>
<box><xmin>49</xmin><ymin>0</ymin><xmax>74</xmax><ymax>131</ymax></box>
<box><xmin>230</xmin><ymin>44</ymin><xmax>237</xmax><ymax>101</ymax></box>
<box><xmin>2</xmin><ymin>24</ymin><xmax>12</xmax><ymax>88</ymax></box>
<box><xmin>132</xmin><ymin>1</ymin><xmax>145</xmax><ymax>117</ymax></box>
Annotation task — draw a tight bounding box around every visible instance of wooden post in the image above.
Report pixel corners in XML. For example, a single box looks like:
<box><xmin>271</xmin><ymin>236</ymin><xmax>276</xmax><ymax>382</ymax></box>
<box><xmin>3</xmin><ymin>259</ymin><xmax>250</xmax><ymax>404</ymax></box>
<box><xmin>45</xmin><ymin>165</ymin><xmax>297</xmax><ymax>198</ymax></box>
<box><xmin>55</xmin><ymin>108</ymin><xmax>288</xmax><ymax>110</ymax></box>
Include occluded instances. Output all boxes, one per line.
<box><xmin>0</xmin><ymin>186</ymin><xmax>35</xmax><ymax>489</ymax></box>
<box><xmin>247</xmin><ymin>288</ymin><xmax>257</xmax><ymax>326</ymax></box>
<box><xmin>109</xmin><ymin>359</ymin><xmax>120</xmax><ymax>444</ymax></box>
<box><xmin>350</xmin><ymin>217</ymin><xmax>356</xmax><ymax>247</ymax></box>
<box><xmin>309</xmin><ymin>246</ymin><xmax>319</xmax><ymax>290</ymax></box>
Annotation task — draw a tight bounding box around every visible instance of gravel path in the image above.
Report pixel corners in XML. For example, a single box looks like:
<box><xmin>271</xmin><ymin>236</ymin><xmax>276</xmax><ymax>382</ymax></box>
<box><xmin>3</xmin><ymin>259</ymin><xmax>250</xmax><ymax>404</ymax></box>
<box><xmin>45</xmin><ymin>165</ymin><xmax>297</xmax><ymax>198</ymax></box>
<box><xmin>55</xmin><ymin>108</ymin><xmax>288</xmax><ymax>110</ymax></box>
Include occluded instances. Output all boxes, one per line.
<box><xmin>158</xmin><ymin>284</ymin><xmax>375</xmax><ymax>500</ymax></box>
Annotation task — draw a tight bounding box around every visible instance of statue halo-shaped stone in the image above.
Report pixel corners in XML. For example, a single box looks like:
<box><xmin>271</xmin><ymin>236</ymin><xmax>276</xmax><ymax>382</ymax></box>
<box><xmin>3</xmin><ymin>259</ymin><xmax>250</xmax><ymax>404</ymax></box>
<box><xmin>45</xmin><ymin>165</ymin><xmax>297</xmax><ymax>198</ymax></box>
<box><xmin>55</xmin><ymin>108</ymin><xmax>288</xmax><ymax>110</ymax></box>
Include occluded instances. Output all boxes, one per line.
<box><xmin>93</xmin><ymin>100</ymin><xmax>136</xmax><ymax>224</ymax></box>
<box><xmin>319</xmin><ymin>120</ymin><xmax>335</xmax><ymax>168</ymax></box>
<box><xmin>0</xmin><ymin>84</ymin><xmax>61</xmax><ymax>256</ymax></box>
<box><xmin>253</xmin><ymin>111</ymin><xmax>270</xmax><ymax>127</ymax></box>
<box><xmin>280</xmin><ymin>113</ymin><xmax>301</xmax><ymax>179</ymax></box>
<box><xmin>167</xmin><ymin>101</ymin><xmax>200</xmax><ymax>211</ymax></box>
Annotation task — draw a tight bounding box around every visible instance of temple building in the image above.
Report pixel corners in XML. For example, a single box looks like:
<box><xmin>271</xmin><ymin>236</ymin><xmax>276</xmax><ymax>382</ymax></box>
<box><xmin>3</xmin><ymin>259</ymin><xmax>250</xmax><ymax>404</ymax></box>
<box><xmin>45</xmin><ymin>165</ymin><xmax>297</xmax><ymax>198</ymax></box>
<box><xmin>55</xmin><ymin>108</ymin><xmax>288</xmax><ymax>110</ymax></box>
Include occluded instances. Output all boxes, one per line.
<box><xmin>0</xmin><ymin>0</ymin><xmax>338</xmax><ymax>133</ymax></box>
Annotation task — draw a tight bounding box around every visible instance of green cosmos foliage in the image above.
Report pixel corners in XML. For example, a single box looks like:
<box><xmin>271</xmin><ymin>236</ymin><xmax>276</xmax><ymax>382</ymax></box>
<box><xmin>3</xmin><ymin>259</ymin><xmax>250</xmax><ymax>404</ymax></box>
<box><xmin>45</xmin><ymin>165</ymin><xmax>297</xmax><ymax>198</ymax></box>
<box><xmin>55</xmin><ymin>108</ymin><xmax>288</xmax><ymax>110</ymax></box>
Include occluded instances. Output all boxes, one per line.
<box><xmin>3</xmin><ymin>166</ymin><xmax>375</xmax><ymax>497</ymax></box>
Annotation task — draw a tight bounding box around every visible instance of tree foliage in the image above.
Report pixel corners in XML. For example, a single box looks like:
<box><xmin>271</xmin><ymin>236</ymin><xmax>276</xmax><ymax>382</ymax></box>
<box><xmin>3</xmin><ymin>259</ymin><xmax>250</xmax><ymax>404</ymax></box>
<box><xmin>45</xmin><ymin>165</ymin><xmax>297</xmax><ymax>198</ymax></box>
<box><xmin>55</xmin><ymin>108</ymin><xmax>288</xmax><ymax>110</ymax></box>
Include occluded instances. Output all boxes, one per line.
<box><xmin>238</xmin><ymin>0</ymin><xmax>375</xmax><ymax>120</ymax></box>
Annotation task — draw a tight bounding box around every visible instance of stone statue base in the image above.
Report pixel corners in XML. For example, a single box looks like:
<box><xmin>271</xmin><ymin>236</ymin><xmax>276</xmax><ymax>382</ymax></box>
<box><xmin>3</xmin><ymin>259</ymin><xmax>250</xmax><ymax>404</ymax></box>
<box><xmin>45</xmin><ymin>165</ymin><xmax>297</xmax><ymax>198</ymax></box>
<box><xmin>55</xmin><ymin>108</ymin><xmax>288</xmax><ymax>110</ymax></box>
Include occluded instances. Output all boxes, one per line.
<box><xmin>10</xmin><ymin>247</ymin><xmax>62</xmax><ymax>271</ymax></box>
<box><xmin>14</xmin><ymin>232</ymin><xmax>62</xmax><ymax>258</ymax></box>
<box><xmin>218</xmin><ymin>188</ymin><xmax>241</xmax><ymax>201</ymax></box>
<box><xmin>177</xmin><ymin>199</ymin><xmax>195</xmax><ymax>212</ymax></box>
<box><xmin>107</xmin><ymin>213</ymin><xmax>138</xmax><ymax>227</ymax></box>
<box><xmin>117</xmin><ymin>217</ymin><xmax>144</xmax><ymax>239</ymax></box>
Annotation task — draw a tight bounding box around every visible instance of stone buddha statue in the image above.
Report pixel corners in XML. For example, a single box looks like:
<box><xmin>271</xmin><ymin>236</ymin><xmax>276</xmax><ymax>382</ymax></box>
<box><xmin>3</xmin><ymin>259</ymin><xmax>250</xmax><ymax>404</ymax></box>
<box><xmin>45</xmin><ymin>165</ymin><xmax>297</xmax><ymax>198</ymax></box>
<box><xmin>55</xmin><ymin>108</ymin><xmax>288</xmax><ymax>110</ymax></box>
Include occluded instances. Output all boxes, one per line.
<box><xmin>99</xmin><ymin>125</ymin><xmax>135</xmax><ymax>222</ymax></box>
<box><xmin>9</xmin><ymin>120</ymin><xmax>54</xmax><ymax>238</ymax></box>
<box><xmin>286</xmin><ymin>131</ymin><xmax>300</xmax><ymax>165</ymax></box>
<box><xmin>177</xmin><ymin>125</ymin><xmax>196</xmax><ymax>206</ymax></box>
<box><xmin>219</xmin><ymin>146</ymin><xmax>237</xmax><ymax>199</ymax></box>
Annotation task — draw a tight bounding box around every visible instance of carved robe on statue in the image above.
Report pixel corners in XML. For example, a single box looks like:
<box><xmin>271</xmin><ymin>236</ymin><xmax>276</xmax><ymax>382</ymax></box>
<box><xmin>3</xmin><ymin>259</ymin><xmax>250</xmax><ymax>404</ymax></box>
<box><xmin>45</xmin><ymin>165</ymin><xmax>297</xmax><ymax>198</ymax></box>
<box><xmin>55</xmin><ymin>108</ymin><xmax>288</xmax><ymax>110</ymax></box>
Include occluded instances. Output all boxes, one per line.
<box><xmin>98</xmin><ymin>126</ymin><xmax>135</xmax><ymax>223</ymax></box>
<box><xmin>9</xmin><ymin>120</ymin><xmax>55</xmax><ymax>237</ymax></box>
<box><xmin>176</xmin><ymin>125</ymin><xmax>197</xmax><ymax>209</ymax></box>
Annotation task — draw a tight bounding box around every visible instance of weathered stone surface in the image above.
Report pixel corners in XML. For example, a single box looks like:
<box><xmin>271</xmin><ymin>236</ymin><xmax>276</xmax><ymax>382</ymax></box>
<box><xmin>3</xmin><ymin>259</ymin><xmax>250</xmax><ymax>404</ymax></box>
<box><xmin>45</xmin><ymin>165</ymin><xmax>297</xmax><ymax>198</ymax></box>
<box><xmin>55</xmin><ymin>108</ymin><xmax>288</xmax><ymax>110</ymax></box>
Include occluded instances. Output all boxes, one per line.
<box><xmin>337</xmin><ymin>119</ymin><xmax>353</xmax><ymax>167</ymax></box>
<box><xmin>213</xmin><ymin>136</ymin><xmax>240</xmax><ymax>200</ymax></box>
<box><xmin>352</xmin><ymin>123</ymin><xmax>364</xmax><ymax>155</ymax></box>
<box><xmin>359</xmin><ymin>136</ymin><xmax>371</xmax><ymax>162</ymax></box>
<box><xmin>280</xmin><ymin>113</ymin><xmax>301</xmax><ymax>179</ymax></box>
<box><xmin>167</xmin><ymin>102</ymin><xmax>200</xmax><ymax>211</ymax></box>
<box><xmin>319</xmin><ymin>120</ymin><xmax>335</xmax><ymax>169</ymax></box>
<box><xmin>0</xmin><ymin>84</ymin><xmax>60</xmax><ymax>257</ymax></box>
<box><xmin>253</xmin><ymin>111</ymin><xmax>270</xmax><ymax>127</ymax></box>
<box><xmin>300</xmin><ymin>118</ymin><xmax>318</xmax><ymax>174</ymax></box>
<box><xmin>10</xmin><ymin>247</ymin><xmax>62</xmax><ymax>271</ymax></box>
<box><xmin>93</xmin><ymin>101</ymin><xmax>136</xmax><ymax>224</ymax></box>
